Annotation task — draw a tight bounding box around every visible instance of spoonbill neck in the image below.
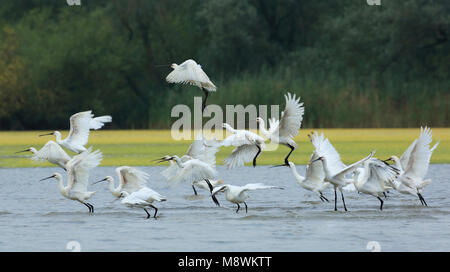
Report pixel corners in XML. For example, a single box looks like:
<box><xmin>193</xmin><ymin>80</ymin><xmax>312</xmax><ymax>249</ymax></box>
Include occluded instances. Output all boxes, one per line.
<box><xmin>289</xmin><ymin>163</ymin><xmax>305</xmax><ymax>184</ymax></box>
<box><xmin>54</xmin><ymin>175</ymin><xmax>68</xmax><ymax>196</ymax></box>
<box><xmin>54</xmin><ymin>131</ymin><xmax>63</xmax><ymax>144</ymax></box>
<box><xmin>108</xmin><ymin>178</ymin><xmax>122</xmax><ymax>197</ymax></box>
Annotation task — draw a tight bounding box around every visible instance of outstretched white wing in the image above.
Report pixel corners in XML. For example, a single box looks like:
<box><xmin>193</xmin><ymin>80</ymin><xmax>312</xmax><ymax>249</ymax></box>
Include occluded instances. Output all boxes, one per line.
<box><xmin>305</xmin><ymin>151</ymin><xmax>326</xmax><ymax>184</ymax></box>
<box><xmin>309</xmin><ymin>131</ymin><xmax>345</xmax><ymax>176</ymax></box>
<box><xmin>403</xmin><ymin>127</ymin><xmax>438</xmax><ymax>180</ymax></box>
<box><xmin>224</xmin><ymin>144</ymin><xmax>260</xmax><ymax>169</ymax></box>
<box><xmin>116</xmin><ymin>166</ymin><xmax>149</xmax><ymax>194</ymax></box>
<box><xmin>272</xmin><ymin>92</ymin><xmax>304</xmax><ymax>138</ymax></box>
<box><xmin>334</xmin><ymin>152</ymin><xmax>375</xmax><ymax>180</ymax></box>
<box><xmin>67</xmin><ymin>147</ymin><xmax>103</xmax><ymax>192</ymax></box>
<box><xmin>90</xmin><ymin>115</ymin><xmax>112</xmax><ymax>130</ymax></box>
<box><xmin>31</xmin><ymin>140</ymin><xmax>71</xmax><ymax>166</ymax></box>
<box><xmin>168</xmin><ymin>159</ymin><xmax>217</xmax><ymax>185</ymax></box>
<box><xmin>166</xmin><ymin>59</ymin><xmax>216</xmax><ymax>92</ymax></box>
<box><xmin>66</xmin><ymin>111</ymin><xmax>92</xmax><ymax>147</ymax></box>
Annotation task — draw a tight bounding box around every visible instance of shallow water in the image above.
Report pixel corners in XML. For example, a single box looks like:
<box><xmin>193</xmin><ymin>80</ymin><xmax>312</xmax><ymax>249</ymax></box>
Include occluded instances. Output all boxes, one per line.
<box><xmin>0</xmin><ymin>165</ymin><xmax>449</xmax><ymax>252</ymax></box>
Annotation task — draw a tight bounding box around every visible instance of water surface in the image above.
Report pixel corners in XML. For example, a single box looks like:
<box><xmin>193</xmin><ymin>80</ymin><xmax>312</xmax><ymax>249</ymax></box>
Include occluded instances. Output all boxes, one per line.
<box><xmin>0</xmin><ymin>165</ymin><xmax>449</xmax><ymax>251</ymax></box>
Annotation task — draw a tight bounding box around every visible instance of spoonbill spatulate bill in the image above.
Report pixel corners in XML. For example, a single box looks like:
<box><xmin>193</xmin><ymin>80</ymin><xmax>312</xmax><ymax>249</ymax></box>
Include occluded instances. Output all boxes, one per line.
<box><xmin>39</xmin><ymin>110</ymin><xmax>112</xmax><ymax>154</ymax></box>
<box><xmin>39</xmin><ymin>147</ymin><xmax>103</xmax><ymax>213</ymax></box>
<box><xmin>166</xmin><ymin>59</ymin><xmax>216</xmax><ymax>113</ymax></box>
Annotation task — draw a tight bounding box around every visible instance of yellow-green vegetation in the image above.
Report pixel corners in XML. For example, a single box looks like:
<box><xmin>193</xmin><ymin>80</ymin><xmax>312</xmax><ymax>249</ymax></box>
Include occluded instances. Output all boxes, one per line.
<box><xmin>0</xmin><ymin>128</ymin><xmax>448</xmax><ymax>168</ymax></box>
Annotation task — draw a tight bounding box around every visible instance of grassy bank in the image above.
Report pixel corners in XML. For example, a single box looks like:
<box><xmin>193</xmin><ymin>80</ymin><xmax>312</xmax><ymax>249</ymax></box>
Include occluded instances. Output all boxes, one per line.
<box><xmin>0</xmin><ymin>128</ymin><xmax>448</xmax><ymax>168</ymax></box>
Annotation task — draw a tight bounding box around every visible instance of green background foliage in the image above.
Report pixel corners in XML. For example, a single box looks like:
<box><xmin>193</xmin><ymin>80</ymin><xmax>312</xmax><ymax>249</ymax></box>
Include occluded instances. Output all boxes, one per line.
<box><xmin>0</xmin><ymin>0</ymin><xmax>448</xmax><ymax>130</ymax></box>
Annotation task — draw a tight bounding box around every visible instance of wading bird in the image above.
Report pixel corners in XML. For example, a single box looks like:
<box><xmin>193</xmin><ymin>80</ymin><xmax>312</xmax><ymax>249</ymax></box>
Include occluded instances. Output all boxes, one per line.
<box><xmin>15</xmin><ymin>140</ymin><xmax>71</xmax><ymax>170</ymax></box>
<box><xmin>352</xmin><ymin>159</ymin><xmax>399</xmax><ymax>210</ymax></box>
<box><xmin>257</xmin><ymin>92</ymin><xmax>304</xmax><ymax>167</ymax></box>
<box><xmin>119</xmin><ymin>187</ymin><xmax>167</xmax><ymax>219</ymax></box>
<box><xmin>39</xmin><ymin>147</ymin><xmax>102</xmax><ymax>213</ymax></box>
<box><xmin>156</xmin><ymin>155</ymin><xmax>217</xmax><ymax>187</ymax></box>
<box><xmin>221</xmin><ymin>123</ymin><xmax>266</xmax><ymax>168</ymax></box>
<box><xmin>166</xmin><ymin>59</ymin><xmax>216</xmax><ymax>112</ymax></box>
<box><xmin>160</xmin><ymin>134</ymin><xmax>220</xmax><ymax>195</ymax></box>
<box><xmin>40</xmin><ymin>110</ymin><xmax>112</xmax><ymax>153</ymax></box>
<box><xmin>287</xmin><ymin>153</ymin><xmax>331</xmax><ymax>202</ymax></box>
<box><xmin>384</xmin><ymin>126</ymin><xmax>439</xmax><ymax>206</ymax></box>
<box><xmin>211</xmin><ymin>183</ymin><xmax>283</xmax><ymax>213</ymax></box>
<box><xmin>93</xmin><ymin>166</ymin><xmax>149</xmax><ymax>198</ymax></box>
<box><xmin>310</xmin><ymin>131</ymin><xmax>374</xmax><ymax>211</ymax></box>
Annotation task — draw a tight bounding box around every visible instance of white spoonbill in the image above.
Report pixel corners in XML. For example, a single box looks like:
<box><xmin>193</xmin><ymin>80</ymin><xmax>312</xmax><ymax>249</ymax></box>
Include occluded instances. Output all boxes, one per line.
<box><xmin>384</xmin><ymin>127</ymin><xmax>439</xmax><ymax>176</ymax></box>
<box><xmin>211</xmin><ymin>183</ymin><xmax>284</xmax><ymax>213</ymax></box>
<box><xmin>39</xmin><ymin>147</ymin><xmax>103</xmax><ymax>213</ymax></box>
<box><xmin>15</xmin><ymin>140</ymin><xmax>71</xmax><ymax>170</ymax></box>
<box><xmin>40</xmin><ymin>110</ymin><xmax>112</xmax><ymax>153</ymax></box>
<box><xmin>156</xmin><ymin>155</ymin><xmax>217</xmax><ymax>186</ymax></box>
<box><xmin>310</xmin><ymin>131</ymin><xmax>374</xmax><ymax>211</ymax></box>
<box><xmin>166</xmin><ymin>59</ymin><xmax>216</xmax><ymax>112</ymax></box>
<box><xmin>384</xmin><ymin>126</ymin><xmax>439</xmax><ymax>206</ymax></box>
<box><xmin>221</xmin><ymin>123</ymin><xmax>266</xmax><ymax>168</ymax></box>
<box><xmin>257</xmin><ymin>92</ymin><xmax>304</xmax><ymax>166</ymax></box>
<box><xmin>93</xmin><ymin>166</ymin><xmax>149</xmax><ymax>198</ymax></box>
<box><xmin>160</xmin><ymin>134</ymin><xmax>220</xmax><ymax>195</ymax></box>
<box><xmin>352</xmin><ymin>159</ymin><xmax>399</xmax><ymax>210</ymax></box>
<box><xmin>119</xmin><ymin>187</ymin><xmax>167</xmax><ymax>219</ymax></box>
<box><xmin>287</xmin><ymin>152</ymin><xmax>331</xmax><ymax>202</ymax></box>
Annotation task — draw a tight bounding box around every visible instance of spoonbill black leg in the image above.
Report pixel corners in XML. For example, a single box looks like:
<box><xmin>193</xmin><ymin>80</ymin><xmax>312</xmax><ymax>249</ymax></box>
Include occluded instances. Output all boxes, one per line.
<box><xmin>201</xmin><ymin>88</ymin><xmax>209</xmax><ymax>113</ymax></box>
<box><xmin>150</xmin><ymin>205</ymin><xmax>158</xmax><ymax>218</ymax></box>
<box><xmin>144</xmin><ymin>208</ymin><xmax>151</xmax><ymax>219</ymax></box>
<box><xmin>192</xmin><ymin>185</ymin><xmax>198</xmax><ymax>195</ymax></box>
<box><xmin>236</xmin><ymin>203</ymin><xmax>240</xmax><ymax>213</ymax></box>
<box><xmin>244</xmin><ymin>202</ymin><xmax>248</xmax><ymax>213</ymax></box>
<box><xmin>340</xmin><ymin>190</ymin><xmax>348</xmax><ymax>211</ymax></box>
<box><xmin>377</xmin><ymin>197</ymin><xmax>384</xmax><ymax>211</ymax></box>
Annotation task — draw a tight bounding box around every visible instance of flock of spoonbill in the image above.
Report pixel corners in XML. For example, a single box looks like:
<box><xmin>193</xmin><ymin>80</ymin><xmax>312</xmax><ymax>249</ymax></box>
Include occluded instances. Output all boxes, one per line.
<box><xmin>15</xmin><ymin>59</ymin><xmax>440</xmax><ymax>218</ymax></box>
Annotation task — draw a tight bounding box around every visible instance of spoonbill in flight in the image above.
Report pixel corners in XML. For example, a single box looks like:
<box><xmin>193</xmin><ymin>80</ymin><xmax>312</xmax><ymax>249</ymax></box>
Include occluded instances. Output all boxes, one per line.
<box><xmin>352</xmin><ymin>159</ymin><xmax>399</xmax><ymax>210</ymax></box>
<box><xmin>160</xmin><ymin>134</ymin><xmax>220</xmax><ymax>195</ymax></box>
<box><xmin>384</xmin><ymin>126</ymin><xmax>439</xmax><ymax>206</ymax></box>
<box><xmin>310</xmin><ymin>131</ymin><xmax>374</xmax><ymax>211</ymax></box>
<box><xmin>40</xmin><ymin>110</ymin><xmax>112</xmax><ymax>153</ymax></box>
<box><xmin>211</xmin><ymin>183</ymin><xmax>283</xmax><ymax>213</ymax></box>
<box><xmin>166</xmin><ymin>59</ymin><xmax>216</xmax><ymax>112</ymax></box>
<box><xmin>287</xmin><ymin>152</ymin><xmax>331</xmax><ymax>202</ymax></box>
<box><xmin>257</xmin><ymin>92</ymin><xmax>304</xmax><ymax>167</ymax></box>
<box><xmin>39</xmin><ymin>147</ymin><xmax>103</xmax><ymax>213</ymax></box>
<box><xmin>119</xmin><ymin>187</ymin><xmax>167</xmax><ymax>219</ymax></box>
<box><xmin>93</xmin><ymin>166</ymin><xmax>149</xmax><ymax>198</ymax></box>
<box><xmin>15</xmin><ymin>140</ymin><xmax>71</xmax><ymax>170</ymax></box>
<box><xmin>221</xmin><ymin>123</ymin><xmax>266</xmax><ymax>168</ymax></box>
